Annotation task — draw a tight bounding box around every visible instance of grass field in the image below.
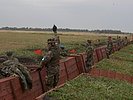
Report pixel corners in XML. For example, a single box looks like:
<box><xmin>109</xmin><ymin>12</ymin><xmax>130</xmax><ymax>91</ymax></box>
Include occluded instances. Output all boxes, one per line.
<box><xmin>0</xmin><ymin>30</ymin><xmax>107</xmax><ymax>57</ymax></box>
<box><xmin>0</xmin><ymin>30</ymin><xmax>130</xmax><ymax>57</ymax></box>
<box><xmin>47</xmin><ymin>74</ymin><xmax>133</xmax><ymax>100</ymax></box>
<box><xmin>96</xmin><ymin>44</ymin><xmax>133</xmax><ymax>76</ymax></box>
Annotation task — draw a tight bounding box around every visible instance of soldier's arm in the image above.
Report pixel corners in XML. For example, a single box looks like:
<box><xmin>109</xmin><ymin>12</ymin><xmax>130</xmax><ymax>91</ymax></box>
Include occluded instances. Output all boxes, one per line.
<box><xmin>39</xmin><ymin>51</ymin><xmax>53</xmax><ymax>69</ymax></box>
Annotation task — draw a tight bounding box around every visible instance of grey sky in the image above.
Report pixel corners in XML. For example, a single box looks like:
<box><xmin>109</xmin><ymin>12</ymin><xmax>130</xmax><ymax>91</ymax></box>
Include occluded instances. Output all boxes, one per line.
<box><xmin>0</xmin><ymin>0</ymin><xmax>133</xmax><ymax>32</ymax></box>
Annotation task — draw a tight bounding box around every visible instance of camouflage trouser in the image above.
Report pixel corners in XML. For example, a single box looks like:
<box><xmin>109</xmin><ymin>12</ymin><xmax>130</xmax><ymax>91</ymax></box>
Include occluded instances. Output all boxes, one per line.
<box><xmin>45</xmin><ymin>64</ymin><xmax>60</xmax><ymax>90</ymax></box>
<box><xmin>106</xmin><ymin>48</ymin><xmax>112</xmax><ymax>58</ymax></box>
<box><xmin>17</xmin><ymin>64</ymin><xmax>32</xmax><ymax>89</ymax></box>
<box><xmin>86</xmin><ymin>53</ymin><xmax>93</xmax><ymax>69</ymax></box>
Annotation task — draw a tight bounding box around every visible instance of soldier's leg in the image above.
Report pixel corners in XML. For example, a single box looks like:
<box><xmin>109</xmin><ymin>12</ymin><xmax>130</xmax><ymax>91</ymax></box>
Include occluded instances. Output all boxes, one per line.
<box><xmin>53</xmin><ymin>73</ymin><xmax>59</xmax><ymax>87</ymax></box>
<box><xmin>106</xmin><ymin>49</ymin><xmax>110</xmax><ymax>59</ymax></box>
<box><xmin>86</xmin><ymin>54</ymin><xmax>90</xmax><ymax>67</ymax></box>
<box><xmin>90</xmin><ymin>53</ymin><xmax>94</xmax><ymax>68</ymax></box>
<box><xmin>46</xmin><ymin>73</ymin><xmax>54</xmax><ymax>91</ymax></box>
<box><xmin>109</xmin><ymin>49</ymin><xmax>112</xmax><ymax>55</ymax></box>
<box><xmin>87</xmin><ymin>54</ymin><xmax>92</xmax><ymax>68</ymax></box>
<box><xmin>53</xmin><ymin>66</ymin><xmax>60</xmax><ymax>87</ymax></box>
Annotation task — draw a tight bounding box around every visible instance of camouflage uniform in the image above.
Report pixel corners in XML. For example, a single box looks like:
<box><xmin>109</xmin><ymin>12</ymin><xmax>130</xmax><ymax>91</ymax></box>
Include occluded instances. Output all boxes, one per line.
<box><xmin>106</xmin><ymin>37</ymin><xmax>113</xmax><ymax>59</ymax></box>
<box><xmin>54</xmin><ymin>36</ymin><xmax>67</xmax><ymax>57</ymax></box>
<box><xmin>40</xmin><ymin>39</ymin><xmax>60</xmax><ymax>90</ymax></box>
<box><xmin>123</xmin><ymin>36</ymin><xmax>128</xmax><ymax>46</ymax></box>
<box><xmin>84</xmin><ymin>40</ymin><xmax>94</xmax><ymax>69</ymax></box>
<box><xmin>0</xmin><ymin>52</ymin><xmax>32</xmax><ymax>90</ymax></box>
<box><xmin>117</xmin><ymin>36</ymin><xmax>121</xmax><ymax>50</ymax></box>
<box><xmin>54</xmin><ymin>36</ymin><xmax>60</xmax><ymax>46</ymax></box>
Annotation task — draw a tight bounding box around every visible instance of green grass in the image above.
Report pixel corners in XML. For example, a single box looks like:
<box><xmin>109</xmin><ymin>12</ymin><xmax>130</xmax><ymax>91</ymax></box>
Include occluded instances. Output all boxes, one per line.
<box><xmin>47</xmin><ymin>74</ymin><xmax>133</xmax><ymax>100</ymax></box>
<box><xmin>46</xmin><ymin>44</ymin><xmax>133</xmax><ymax>100</ymax></box>
<box><xmin>96</xmin><ymin>44</ymin><xmax>133</xmax><ymax>76</ymax></box>
<box><xmin>0</xmin><ymin>30</ymin><xmax>109</xmax><ymax>57</ymax></box>
<box><xmin>0</xmin><ymin>30</ymin><xmax>130</xmax><ymax>57</ymax></box>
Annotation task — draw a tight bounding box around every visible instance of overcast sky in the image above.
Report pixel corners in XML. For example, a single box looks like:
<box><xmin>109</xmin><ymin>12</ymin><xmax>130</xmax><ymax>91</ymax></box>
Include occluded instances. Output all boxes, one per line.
<box><xmin>0</xmin><ymin>0</ymin><xmax>133</xmax><ymax>32</ymax></box>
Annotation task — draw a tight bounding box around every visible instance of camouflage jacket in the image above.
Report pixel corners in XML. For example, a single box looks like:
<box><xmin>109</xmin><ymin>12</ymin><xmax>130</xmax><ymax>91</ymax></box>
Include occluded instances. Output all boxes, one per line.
<box><xmin>107</xmin><ymin>41</ymin><xmax>113</xmax><ymax>50</ymax></box>
<box><xmin>85</xmin><ymin>44</ymin><xmax>94</xmax><ymax>54</ymax></box>
<box><xmin>41</xmin><ymin>46</ymin><xmax>60</xmax><ymax>68</ymax></box>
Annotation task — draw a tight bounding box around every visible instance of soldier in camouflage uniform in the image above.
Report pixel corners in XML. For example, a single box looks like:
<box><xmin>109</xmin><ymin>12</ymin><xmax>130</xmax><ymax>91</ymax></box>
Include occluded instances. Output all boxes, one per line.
<box><xmin>106</xmin><ymin>36</ymin><xmax>113</xmax><ymax>59</ymax></box>
<box><xmin>54</xmin><ymin>35</ymin><xmax>68</xmax><ymax>57</ymax></box>
<box><xmin>53</xmin><ymin>25</ymin><xmax>57</xmax><ymax>34</ymax></box>
<box><xmin>0</xmin><ymin>51</ymin><xmax>32</xmax><ymax>90</ymax></box>
<box><xmin>54</xmin><ymin>35</ymin><xmax>60</xmax><ymax>45</ymax></box>
<box><xmin>84</xmin><ymin>40</ymin><xmax>94</xmax><ymax>70</ymax></box>
<box><xmin>123</xmin><ymin>36</ymin><xmax>128</xmax><ymax>46</ymax></box>
<box><xmin>117</xmin><ymin>36</ymin><xmax>121</xmax><ymax>50</ymax></box>
<box><xmin>39</xmin><ymin>38</ymin><xmax>60</xmax><ymax>91</ymax></box>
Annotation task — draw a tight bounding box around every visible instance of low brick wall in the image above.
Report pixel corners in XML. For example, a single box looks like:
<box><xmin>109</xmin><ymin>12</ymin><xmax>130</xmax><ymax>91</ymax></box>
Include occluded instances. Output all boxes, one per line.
<box><xmin>89</xmin><ymin>68</ymin><xmax>133</xmax><ymax>84</ymax></box>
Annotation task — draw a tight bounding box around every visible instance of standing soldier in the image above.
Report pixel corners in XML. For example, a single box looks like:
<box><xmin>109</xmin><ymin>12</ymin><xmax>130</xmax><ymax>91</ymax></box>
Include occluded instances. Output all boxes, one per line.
<box><xmin>123</xmin><ymin>36</ymin><xmax>128</xmax><ymax>46</ymax></box>
<box><xmin>39</xmin><ymin>38</ymin><xmax>60</xmax><ymax>91</ymax></box>
<box><xmin>106</xmin><ymin>36</ymin><xmax>113</xmax><ymax>59</ymax></box>
<box><xmin>54</xmin><ymin>35</ymin><xmax>60</xmax><ymax>46</ymax></box>
<box><xmin>52</xmin><ymin>25</ymin><xmax>57</xmax><ymax>35</ymax></box>
<box><xmin>0</xmin><ymin>51</ymin><xmax>32</xmax><ymax>90</ymax></box>
<box><xmin>84</xmin><ymin>40</ymin><xmax>94</xmax><ymax>70</ymax></box>
<box><xmin>117</xmin><ymin>36</ymin><xmax>121</xmax><ymax>50</ymax></box>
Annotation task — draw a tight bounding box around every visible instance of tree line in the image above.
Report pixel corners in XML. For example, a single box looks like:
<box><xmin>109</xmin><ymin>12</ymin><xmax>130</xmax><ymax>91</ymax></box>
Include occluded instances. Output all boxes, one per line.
<box><xmin>0</xmin><ymin>27</ymin><xmax>130</xmax><ymax>34</ymax></box>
